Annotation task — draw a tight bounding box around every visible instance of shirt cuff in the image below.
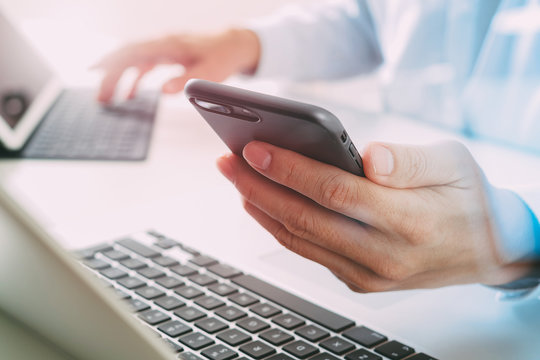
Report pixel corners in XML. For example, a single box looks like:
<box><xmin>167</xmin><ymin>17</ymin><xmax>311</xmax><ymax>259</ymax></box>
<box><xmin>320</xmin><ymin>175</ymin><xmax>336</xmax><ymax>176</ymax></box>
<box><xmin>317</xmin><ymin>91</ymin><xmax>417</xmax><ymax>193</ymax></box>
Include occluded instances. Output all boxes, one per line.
<box><xmin>487</xmin><ymin>186</ymin><xmax>540</xmax><ymax>301</ymax></box>
<box><xmin>488</xmin><ymin>186</ymin><xmax>540</xmax><ymax>262</ymax></box>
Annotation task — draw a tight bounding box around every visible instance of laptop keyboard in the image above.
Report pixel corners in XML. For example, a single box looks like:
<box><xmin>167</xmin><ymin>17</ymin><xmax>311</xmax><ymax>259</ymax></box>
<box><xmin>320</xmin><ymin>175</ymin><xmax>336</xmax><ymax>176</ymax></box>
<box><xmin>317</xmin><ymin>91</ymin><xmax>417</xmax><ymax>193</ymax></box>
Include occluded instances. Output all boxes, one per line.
<box><xmin>76</xmin><ymin>231</ymin><xmax>438</xmax><ymax>360</ymax></box>
<box><xmin>18</xmin><ymin>89</ymin><xmax>159</xmax><ymax>160</ymax></box>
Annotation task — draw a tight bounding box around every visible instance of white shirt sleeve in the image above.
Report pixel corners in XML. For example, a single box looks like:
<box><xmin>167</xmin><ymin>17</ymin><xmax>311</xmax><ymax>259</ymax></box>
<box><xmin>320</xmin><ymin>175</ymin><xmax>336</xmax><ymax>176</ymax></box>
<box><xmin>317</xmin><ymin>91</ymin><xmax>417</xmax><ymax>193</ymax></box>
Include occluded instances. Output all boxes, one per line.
<box><xmin>489</xmin><ymin>186</ymin><xmax>540</xmax><ymax>301</ymax></box>
<box><xmin>245</xmin><ymin>0</ymin><xmax>383</xmax><ymax>81</ymax></box>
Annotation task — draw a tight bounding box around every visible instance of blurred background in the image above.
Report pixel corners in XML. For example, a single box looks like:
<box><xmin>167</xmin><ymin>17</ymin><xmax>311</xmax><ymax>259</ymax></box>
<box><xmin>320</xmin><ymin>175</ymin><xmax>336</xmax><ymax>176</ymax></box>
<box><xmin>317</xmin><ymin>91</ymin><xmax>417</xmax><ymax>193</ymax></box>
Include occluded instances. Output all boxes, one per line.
<box><xmin>0</xmin><ymin>0</ymin><xmax>313</xmax><ymax>82</ymax></box>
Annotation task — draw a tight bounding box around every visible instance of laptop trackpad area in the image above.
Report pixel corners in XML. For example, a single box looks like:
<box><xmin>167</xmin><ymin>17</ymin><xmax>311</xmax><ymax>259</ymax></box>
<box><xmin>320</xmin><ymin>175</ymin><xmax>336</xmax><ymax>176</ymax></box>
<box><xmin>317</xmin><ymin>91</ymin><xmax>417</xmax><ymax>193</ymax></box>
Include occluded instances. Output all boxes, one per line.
<box><xmin>259</xmin><ymin>249</ymin><xmax>420</xmax><ymax>310</ymax></box>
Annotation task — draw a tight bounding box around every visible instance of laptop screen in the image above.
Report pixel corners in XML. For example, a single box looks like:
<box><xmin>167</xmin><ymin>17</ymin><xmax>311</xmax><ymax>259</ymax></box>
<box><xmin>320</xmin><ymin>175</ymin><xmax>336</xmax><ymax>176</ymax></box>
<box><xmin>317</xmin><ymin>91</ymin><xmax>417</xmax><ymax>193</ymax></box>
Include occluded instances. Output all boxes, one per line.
<box><xmin>0</xmin><ymin>12</ymin><xmax>54</xmax><ymax>129</ymax></box>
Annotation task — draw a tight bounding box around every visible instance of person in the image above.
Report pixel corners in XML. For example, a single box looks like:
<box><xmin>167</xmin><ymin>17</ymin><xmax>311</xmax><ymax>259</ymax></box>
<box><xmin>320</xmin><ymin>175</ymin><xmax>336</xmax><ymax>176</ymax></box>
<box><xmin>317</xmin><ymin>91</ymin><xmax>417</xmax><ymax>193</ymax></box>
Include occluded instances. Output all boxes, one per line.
<box><xmin>94</xmin><ymin>0</ymin><xmax>540</xmax><ymax>300</ymax></box>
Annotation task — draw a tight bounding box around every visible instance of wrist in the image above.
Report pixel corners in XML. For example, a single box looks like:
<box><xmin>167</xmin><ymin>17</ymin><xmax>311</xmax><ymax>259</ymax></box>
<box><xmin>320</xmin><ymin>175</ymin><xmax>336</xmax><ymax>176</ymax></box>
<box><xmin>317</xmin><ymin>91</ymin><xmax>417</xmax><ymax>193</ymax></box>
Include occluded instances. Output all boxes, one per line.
<box><xmin>223</xmin><ymin>28</ymin><xmax>261</xmax><ymax>75</ymax></box>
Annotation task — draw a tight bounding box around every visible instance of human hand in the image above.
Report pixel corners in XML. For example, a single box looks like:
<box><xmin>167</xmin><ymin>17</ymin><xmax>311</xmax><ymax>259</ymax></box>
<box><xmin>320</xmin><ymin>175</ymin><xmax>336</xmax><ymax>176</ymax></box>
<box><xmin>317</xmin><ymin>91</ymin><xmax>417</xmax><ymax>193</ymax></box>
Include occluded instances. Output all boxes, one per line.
<box><xmin>216</xmin><ymin>140</ymin><xmax>532</xmax><ymax>292</ymax></box>
<box><xmin>93</xmin><ymin>29</ymin><xmax>260</xmax><ymax>103</ymax></box>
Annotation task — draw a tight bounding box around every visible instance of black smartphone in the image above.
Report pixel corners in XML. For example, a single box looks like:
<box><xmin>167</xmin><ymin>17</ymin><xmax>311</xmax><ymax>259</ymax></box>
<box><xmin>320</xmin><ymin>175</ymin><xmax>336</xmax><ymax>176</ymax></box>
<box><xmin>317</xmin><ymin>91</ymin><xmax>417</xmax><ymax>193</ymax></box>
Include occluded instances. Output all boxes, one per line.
<box><xmin>185</xmin><ymin>79</ymin><xmax>364</xmax><ymax>176</ymax></box>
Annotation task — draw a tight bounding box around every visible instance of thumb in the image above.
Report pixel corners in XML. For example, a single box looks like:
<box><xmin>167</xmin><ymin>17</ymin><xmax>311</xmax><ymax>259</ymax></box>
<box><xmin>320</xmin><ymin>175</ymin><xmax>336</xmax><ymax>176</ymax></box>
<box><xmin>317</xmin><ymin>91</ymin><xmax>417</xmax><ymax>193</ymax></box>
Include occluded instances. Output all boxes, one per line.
<box><xmin>362</xmin><ymin>141</ymin><xmax>472</xmax><ymax>188</ymax></box>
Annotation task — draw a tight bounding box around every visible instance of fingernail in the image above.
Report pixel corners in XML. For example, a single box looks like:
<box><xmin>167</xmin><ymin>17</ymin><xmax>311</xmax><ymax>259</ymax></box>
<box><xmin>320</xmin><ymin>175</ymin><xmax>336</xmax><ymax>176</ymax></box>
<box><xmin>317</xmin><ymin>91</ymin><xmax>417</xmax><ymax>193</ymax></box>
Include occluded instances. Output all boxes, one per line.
<box><xmin>371</xmin><ymin>145</ymin><xmax>394</xmax><ymax>176</ymax></box>
<box><xmin>243</xmin><ymin>143</ymin><xmax>271</xmax><ymax>170</ymax></box>
<box><xmin>216</xmin><ymin>155</ymin><xmax>235</xmax><ymax>182</ymax></box>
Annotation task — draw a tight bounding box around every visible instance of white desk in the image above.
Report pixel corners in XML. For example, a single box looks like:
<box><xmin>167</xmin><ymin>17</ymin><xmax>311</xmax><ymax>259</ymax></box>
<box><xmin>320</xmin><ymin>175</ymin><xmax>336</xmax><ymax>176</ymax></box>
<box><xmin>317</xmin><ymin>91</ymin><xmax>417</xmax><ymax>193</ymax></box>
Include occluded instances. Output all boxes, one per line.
<box><xmin>1</xmin><ymin>79</ymin><xmax>540</xmax><ymax>359</ymax></box>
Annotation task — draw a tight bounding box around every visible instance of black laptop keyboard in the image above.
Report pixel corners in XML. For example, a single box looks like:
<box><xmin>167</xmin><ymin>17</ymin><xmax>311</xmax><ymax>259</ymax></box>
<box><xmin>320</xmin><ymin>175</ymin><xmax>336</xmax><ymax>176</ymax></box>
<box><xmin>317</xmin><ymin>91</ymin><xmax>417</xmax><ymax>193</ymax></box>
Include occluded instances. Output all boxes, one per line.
<box><xmin>76</xmin><ymin>231</ymin><xmax>438</xmax><ymax>360</ymax></box>
<box><xmin>19</xmin><ymin>89</ymin><xmax>159</xmax><ymax>160</ymax></box>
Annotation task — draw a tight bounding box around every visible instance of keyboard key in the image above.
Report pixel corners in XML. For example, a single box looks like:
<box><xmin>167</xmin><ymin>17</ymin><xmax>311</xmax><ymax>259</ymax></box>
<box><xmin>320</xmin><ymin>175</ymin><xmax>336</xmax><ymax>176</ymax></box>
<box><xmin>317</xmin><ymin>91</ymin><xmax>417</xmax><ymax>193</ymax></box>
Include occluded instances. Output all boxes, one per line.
<box><xmin>155</xmin><ymin>276</ymin><xmax>184</xmax><ymax>289</ymax></box>
<box><xmin>120</xmin><ymin>258</ymin><xmax>147</xmax><ymax>270</ymax></box>
<box><xmin>229</xmin><ymin>293</ymin><xmax>259</xmax><ymax>307</ymax></box>
<box><xmin>175</xmin><ymin>285</ymin><xmax>204</xmax><ymax>299</ymax></box>
<box><xmin>320</xmin><ymin>336</ymin><xmax>355</xmax><ymax>355</ymax></box>
<box><xmin>100</xmin><ymin>267</ymin><xmax>128</xmax><ymax>280</ymax></box>
<box><xmin>295</xmin><ymin>325</ymin><xmax>329</xmax><ymax>342</ymax></box>
<box><xmin>154</xmin><ymin>295</ymin><xmax>185</xmax><ymax>310</ymax></box>
<box><xmin>117</xmin><ymin>238</ymin><xmax>161</xmax><ymax>258</ymax></box>
<box><xmin>179</xmin><ymin>332</ymin><xmax>215</xmax><ymax>350</ymax></box>
<box><xmin>215</xmin><ymin>306</ymin><xmax>247</xmax><ymax>321</ymax></box>
<box><xmin>239</xmin><ymin>340</ymin><xmax>276</xmax><ymax>359</ymax></box>
<box><xmin>208</xmin><ymin>283</ymin><xmax>238</xmax><ymax>296</ymax></box>
<box><xmin>154</xmin><ymin>237</ymin><xmax>178</xmax><ymax>249</ymax></box>
<box><xmin>195</xmin><ymin>317</ymin><xmax>228</xmax><ymax>334</ymax></box>
<box><xmin>153</xmin><ymin>255</ymin><xmax>179</xmax><ymax>267</ymax></box>
<box><xmin>171</xmin><ymin>264</ymin><xmax>198</xmax><ymax>277</ymax></box>
<box><xmin>250</xmin><ymin>303</ymin><xmax>281</xmax><ymax>318</ymax></box>
<box><xmin>127</xmin><ymin>298</ymin><xmax>150</xmax><ymax>312</ymax></box>
<box><xmin>135</xmin><ymin>286</ymin><xmax>165</xmax><ymax>300</ymax></box>
<box><xmin>103</xmin><ymin>250</ymin><xmax>130</xmax><ymax>261</ymax></box>
<box><xmin>282</xmin><ymin>340</ymin><xmax>319</xmax><ymax>359</ymax></box>
<box><xmin>237</xmin><ymin>317</ymin><xmax>270</xmax><ymax>333</ymax></box>
<box><xmin>189</xmin><ymin>274</ymin><xmax>218</xmax><ymax>286</ymax></box>
<box><xmin>174</xmin><ymin>306</ymin><xmax>206</xmax><ymax>322</ymax></box>
<box><xmin>165</xmin><ymin>339</ymin><xmax>183</xmax><ymax>353</ymax></box>
<box><xmin>117</xmin><ymin>276</ymin><xmax>146</xmax><ymax>289</ymax></box>
<box><xmin>311</xmin><ymin>353</ymin><xmax>341</xmax><ymax>360</ymax></box>
<box><xmin>147</xmin><ymin>230</ymin><xmax>166</xmax><ymax>239</ymax></box>
<box><xmin>75</xmin><ymin>243</ymin><xmax>113</xmax><ymax>259</ymax></box>
<box><xmin>260</xmin><ymin>328</ymin><xmax>294</xmax><ymax>346</ymax></box>
<box><xmin>343</xmin><ymin>326</ymin><xmax>387</xmax><ymax>348</ymax></box>
<box><xmin>83</xmin><ymin>258</ymin><xmax>110</xmax><ymax>270</ymax></box>
<box><xmin>179</xmin><ymin>352</ymin><xmax>204</xmax><ymax>360</ymax></box>
<box><xmin>138</xmin><ymin>309</ymin><xmax>170</xmax><ymax>325</ymax></box>
<box><xmin>272</xmin><ymin>314</ymin><xmax>305</xmax><ymax>330</ymax></box>
<box><xmin>158</xmin><ymin>320</ymin><xmax>192</xmax><ymax>337</ymax></box>
<box><xmin>407</xmin><ymin>353</ymin><xmax>439</xmax><ymax>360</ymax></box>
<box><xmin>375</xmin><ymin>341</ymin><xmax>415</xmax><ymax>360</ymax></box>
<box><xmin>137</xmin><ymin>267</ymin><xmax>166</xmax><ymax>279</ymax></box>
<box><xmin>266</xmin><ymin>354</ymin><xmax>295</xmax><ymax>360</ymax></box>
<box><xmin>179</xmin><ymin>244</ymin><xmax>201</xmax><ymax>256</ymax></box>
<box><xmin>190</xmin><ymin>255</ymin><xmax>218</xmax><ymax>267</ymax></box>
<box><xmin>217</xmin><ymin>329</ymin><xmax>251</xmax><ymax>346</ymax></box>
<box><xmin>195</xmin><ymin>295</ymin><xmax>225</xmax><ymax>310</ymax></box>
<box><xmin>207</xmin><ymin>263</ymin><xmax>242</xmax><ymax>279</ymax></box>
<box><xmin>345</xmin><ymin>349</ymin><xmax>382</xmax><ymax>360</ymax></box>
<box><xmin>233</xmin><ymin>275</ymin><xmax>354</xmax><ymax>332</ymax></box>
<box><xmin>201</xmin><ymin>344</ymin><xmax>237</xmax><ymax>360</ymax></box>
<box><xmin>114</xmin><ymin>288</ymin><xmax>130</xmax><ymax>300</ymax></box>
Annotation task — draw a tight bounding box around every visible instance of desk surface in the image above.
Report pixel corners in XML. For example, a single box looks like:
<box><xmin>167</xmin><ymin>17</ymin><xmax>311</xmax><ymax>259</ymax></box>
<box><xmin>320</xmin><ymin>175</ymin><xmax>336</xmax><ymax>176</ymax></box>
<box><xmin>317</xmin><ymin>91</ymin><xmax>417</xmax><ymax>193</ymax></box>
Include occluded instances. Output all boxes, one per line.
<box><xmin>1</xmin><ymin>80</ymin><xmax>540</xmax><ymax>359</ymax></box>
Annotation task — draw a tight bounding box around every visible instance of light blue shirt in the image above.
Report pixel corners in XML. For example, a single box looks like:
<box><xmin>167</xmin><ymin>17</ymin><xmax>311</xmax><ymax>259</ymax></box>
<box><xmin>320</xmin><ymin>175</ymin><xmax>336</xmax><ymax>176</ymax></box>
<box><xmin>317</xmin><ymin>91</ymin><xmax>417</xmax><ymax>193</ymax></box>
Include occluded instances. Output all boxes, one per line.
<box><xmin>249</xmin><ymin>0</ymin><xmax>540</xmax><ymax>299</ymax></box>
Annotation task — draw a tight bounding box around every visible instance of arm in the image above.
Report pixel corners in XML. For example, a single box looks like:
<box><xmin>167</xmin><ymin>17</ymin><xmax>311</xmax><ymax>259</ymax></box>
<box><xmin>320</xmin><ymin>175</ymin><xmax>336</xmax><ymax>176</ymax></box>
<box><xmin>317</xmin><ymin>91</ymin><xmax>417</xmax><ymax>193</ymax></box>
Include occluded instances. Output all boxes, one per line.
<box><xmin>247</xmin><ymin>0</ymin><xmax>383</xmax><ymax>80</ymax></box>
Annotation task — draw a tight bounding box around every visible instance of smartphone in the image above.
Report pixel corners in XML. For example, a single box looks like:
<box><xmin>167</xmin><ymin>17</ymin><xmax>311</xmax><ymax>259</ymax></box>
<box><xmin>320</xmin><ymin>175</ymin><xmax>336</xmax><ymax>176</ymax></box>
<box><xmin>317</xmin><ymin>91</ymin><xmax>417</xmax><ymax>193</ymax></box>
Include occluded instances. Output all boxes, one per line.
<box><xmin>185</xmin><ymin>79</ymin><xmax>364</xmax><ymax>176</ymax></box>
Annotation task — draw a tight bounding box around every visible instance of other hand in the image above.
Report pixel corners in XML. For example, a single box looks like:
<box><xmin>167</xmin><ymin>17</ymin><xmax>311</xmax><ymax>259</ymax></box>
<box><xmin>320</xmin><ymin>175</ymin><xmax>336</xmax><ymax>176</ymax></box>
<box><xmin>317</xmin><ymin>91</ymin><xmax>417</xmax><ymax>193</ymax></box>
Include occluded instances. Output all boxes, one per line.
<box><xmin>93</xmin><ymin>29</ymin><xmax>260</xmax><ymax>103</ymax></box>
<box><xmin>216</xmin><ymin>140</ymin><xmax>531</xmax><ymax>292</ymax></box>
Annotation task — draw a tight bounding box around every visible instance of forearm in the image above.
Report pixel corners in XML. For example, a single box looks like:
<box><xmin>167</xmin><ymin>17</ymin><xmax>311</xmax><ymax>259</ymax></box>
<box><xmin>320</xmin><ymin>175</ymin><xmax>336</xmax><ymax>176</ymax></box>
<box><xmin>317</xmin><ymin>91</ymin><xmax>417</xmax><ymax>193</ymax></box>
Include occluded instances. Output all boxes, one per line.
<box><xmin>245</xmin><ymin>0</ymin><xmax>383</xmax><ymax>81</ymax></box>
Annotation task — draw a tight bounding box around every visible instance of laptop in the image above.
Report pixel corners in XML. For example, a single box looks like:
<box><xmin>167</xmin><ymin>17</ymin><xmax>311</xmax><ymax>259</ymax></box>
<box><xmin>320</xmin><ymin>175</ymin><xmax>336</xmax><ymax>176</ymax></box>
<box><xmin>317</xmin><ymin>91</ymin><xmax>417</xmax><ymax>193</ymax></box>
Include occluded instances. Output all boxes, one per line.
<box><xmin>0</xmin><ymin>158</ymin><xmax>439</xmax><ymax>359</ymax></box>
<box><xmin>0</xmin><ymin>10</ymin><xmax>159</xmax><ymax>161</ymax></box>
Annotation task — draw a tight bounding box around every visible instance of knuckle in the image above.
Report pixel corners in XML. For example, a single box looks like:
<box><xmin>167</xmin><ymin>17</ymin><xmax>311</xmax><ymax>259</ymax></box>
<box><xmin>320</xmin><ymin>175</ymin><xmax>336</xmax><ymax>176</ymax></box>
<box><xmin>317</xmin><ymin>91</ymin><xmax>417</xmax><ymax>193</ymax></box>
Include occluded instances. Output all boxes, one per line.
<box><xmin>375</xmin><ymin>261</ymin><xmax>411</xmax><ymax>282</ymax></box>
<box><xmin>318</xmin><ymin>174</ymin><xmax>355</xmax><ymax>211</ymax></box>
<box><xmin>343</xmin><ymin>267</ymin><xmax>394</xmax><ymax>293</ymax></box>
<box><xmin>273</xmin><ymin>225</ymin><xmax>300</xmax><ymax>253</ymax></box>
<box><xmin>406</xmin><ymin>147</ymin><xmax>428</xmax><ymax>183</ymax></box>
<box><xmin>281</xmin><ymin>161</ymin><xmax>301</xmax><ymax>187</ymax></box>
<box><xmin>281</xmin><ymin>204</ymin><xmax>313</xmax><ymax>240</ymax></box>
<box><xmin>358</xmin><ymin>276</ymin><xmax>392</xmax><ymax>293</ymax></box>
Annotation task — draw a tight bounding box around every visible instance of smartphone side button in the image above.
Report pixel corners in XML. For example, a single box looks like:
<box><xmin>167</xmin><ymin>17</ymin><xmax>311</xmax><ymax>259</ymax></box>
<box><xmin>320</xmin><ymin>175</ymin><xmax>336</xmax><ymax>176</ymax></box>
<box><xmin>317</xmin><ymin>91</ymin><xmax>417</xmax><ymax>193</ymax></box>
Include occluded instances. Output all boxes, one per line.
<box><xmin>348</xmin><ymin>143</ymin><xmax>359</xmax><ymax>158</ymax></box>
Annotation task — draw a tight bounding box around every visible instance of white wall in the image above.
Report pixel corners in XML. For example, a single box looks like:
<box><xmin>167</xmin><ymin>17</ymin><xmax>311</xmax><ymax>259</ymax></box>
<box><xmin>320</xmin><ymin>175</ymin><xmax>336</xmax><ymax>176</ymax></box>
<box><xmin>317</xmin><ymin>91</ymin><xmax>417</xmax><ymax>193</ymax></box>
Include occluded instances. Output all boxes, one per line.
<box><xmin>0</xmin><ymin>0</ymin><xmax>314</xmax><ymax>79</ymax></box>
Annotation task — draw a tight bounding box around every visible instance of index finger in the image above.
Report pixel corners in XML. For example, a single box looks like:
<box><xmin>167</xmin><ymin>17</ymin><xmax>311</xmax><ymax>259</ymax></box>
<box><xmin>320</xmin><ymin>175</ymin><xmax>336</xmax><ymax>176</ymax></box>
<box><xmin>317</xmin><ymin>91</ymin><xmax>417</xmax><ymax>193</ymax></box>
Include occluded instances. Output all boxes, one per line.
<box><xmin>242</xmin><ymin>141</ymin><xmax>399</xmax><ymax>226</ymax></box>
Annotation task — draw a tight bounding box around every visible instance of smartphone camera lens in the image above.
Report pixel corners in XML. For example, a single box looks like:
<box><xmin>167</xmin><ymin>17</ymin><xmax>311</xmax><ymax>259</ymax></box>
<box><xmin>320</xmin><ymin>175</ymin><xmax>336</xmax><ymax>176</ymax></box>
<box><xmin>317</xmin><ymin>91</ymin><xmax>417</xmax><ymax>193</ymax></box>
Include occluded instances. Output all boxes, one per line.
<box><xmin>192</xmin><ymin>98</ymin><xmax>231</xmax><ymax>114</ymax></box>
<box><xmin>231</xmin><ymin>106</ymin><xmax>259</xmax><ymax>122</ymax></box>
